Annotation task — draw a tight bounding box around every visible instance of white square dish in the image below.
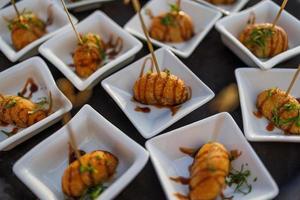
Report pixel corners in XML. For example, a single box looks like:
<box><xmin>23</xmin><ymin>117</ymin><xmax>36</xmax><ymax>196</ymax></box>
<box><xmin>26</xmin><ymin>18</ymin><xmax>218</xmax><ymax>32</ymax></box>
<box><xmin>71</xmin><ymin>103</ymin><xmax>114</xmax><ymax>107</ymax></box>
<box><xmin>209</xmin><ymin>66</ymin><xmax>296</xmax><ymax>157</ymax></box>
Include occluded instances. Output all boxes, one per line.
<box><xmin>195</xmin><ymin>0</ymin><xmax>249</xmax><ymax>15</ymax></box>
<box><xmin>0</xmin><ymin>0</ymin><xmax>78</xmax><ymax>62</ymax></box>
<box><xmin>215</xmin><ymin>0</ymin><xmax>300</xmax><ymax>70</ymax></box>
<box><xmin>52</xmin><ymin>0</ymin><xmax>114</xmax><ymax>9</ymax></box>
<box><xmin>39</xmin><ymin>10</ymin><xmax>143</xmax><ymax>91</ymax></box>
<box><xmin>124</xmin><ymin>0</ymin><xmax>221</xmax><ymax>58</ymax></box>
<box><xmin>13</xmin><ymin>105</ymin><xmax>149</xmax><ymax>200</ymax></box>
<box><xmin>236</xmin><ymin>67</ymin><xmax>300</xmax><ymax>142</ymax></box>
<box><xmin>146</xmin><ymin>112</ymin><xmax>279</xmax><ymax>200</ymax></box>
<box><xmin>0</xmin><ymin>57</ymin><xmax>72</xmax><ymax>151</ymax></box>
<box><xmin>102</xmin><ymin>48</ymin><xmax>215</xmax><ymax>139</ymax></box>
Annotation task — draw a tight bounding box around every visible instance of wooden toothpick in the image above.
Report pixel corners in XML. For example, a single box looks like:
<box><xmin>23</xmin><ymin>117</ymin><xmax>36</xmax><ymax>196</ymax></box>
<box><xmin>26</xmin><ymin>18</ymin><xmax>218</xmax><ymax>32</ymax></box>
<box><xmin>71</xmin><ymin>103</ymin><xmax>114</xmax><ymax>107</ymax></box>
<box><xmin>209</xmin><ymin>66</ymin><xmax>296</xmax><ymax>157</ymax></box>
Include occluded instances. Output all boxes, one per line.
<box><xmin>11</xmin><ymin>0</ymin><xmax>20</xmax><ymax>18</ymax></box>
<box><xmin>176</xmin><ymin>0</ymin><xmax>181</xmax><ymax>10</ymax></box>
<box><xmin>272</xmin><ymin>0</ymin><xmax>288</xmax><ymax>28</ymax></box>
<box><xmin>131</xmin><ymin>0</ymin><xmax>161</xmax><ymax>74</ymax></box>
<box><xmin>63</xmin><ymin>113</ymin><xmax>83</xmax><ymax>166</ymax></box>
<box><xmin>59</xmin><ymin>0</ymin><xmax>83</xmax><ymax>45</ymax></box>
<box><xmin>286</xmin><ymin>65</ymin><xmax>300</xmax><ymax>95</ymax></box>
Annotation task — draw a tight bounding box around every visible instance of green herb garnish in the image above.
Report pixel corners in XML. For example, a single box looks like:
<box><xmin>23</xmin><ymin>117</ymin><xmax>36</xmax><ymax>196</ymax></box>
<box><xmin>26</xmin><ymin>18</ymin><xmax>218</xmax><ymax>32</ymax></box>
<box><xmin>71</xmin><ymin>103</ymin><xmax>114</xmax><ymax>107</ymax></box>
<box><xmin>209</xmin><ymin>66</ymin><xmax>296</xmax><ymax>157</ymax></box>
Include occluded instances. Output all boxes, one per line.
<box><xmin>246</xmin><ymin>28</ymin><xmax>274</xmax><ymax>48</ymax></box>
<box><xmin>79</xmin><ymin>184</ymin><xmax>106</xmax><ymax>200</ymax></box>
<box><xmin>226</xmin><ymin>164</ymin><xmax>252</xmax><ymax>195</ymax></box>
<box><xmin>4</xmin><ymin>99</ymin><xmax>17</xmax><ymax>109</ymax></box>
<box><xmin>160</xmin><ymin>14</ymin><xmax>175</xmax><ymax>26</ymax></box>
<box><xmin>79</xmin><ymin>165</ymin><xmax>97</xmax><ymax>174</ymax></box>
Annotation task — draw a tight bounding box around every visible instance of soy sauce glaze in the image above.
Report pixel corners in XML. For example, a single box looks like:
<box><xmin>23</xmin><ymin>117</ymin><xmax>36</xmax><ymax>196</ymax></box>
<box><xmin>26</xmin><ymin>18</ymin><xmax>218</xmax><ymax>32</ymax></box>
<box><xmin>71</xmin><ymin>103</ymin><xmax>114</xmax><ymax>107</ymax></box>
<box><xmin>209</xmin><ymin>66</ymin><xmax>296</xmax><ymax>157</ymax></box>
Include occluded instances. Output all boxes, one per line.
<box><xmin>18</xmin><ymin>78</ymin><xmax>39</xmax><ymax>99</ymax></box>
<box><xmin>135</xmin><ymin>106</ymin><xmax>151</xmax><ymax>113</ymax></box>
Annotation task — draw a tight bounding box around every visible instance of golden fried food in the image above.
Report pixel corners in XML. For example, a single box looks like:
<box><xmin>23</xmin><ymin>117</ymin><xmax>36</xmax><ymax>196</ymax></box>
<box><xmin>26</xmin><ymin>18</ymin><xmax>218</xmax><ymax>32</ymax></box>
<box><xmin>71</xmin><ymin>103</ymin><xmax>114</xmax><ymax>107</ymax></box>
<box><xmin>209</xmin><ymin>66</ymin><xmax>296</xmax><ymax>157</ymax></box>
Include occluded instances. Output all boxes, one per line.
<box><xmin>8</xmin><ymin>12</ymin><xmax>46</xmax><ymax>51</ymax></box>
<box><xmin>239</xmin><ymin>23</ymin><xmax>288</xmax><ymax>58</ymax></box>
<box><xmin>133</xmin><ymin>71</ymin><xmax>191</xmax><ymax>106</ymax></box>
<box><xmin>73</xmin><ymin>33</ymin><xmax>105</xmax><ymax>78</ymax></box>
<box><xmin>257</xmin><ymin>88</ymin><xmax>300</xmax><ymax>134</ymax></box>
<box><xmin>205</xmin><ymin>0</ymin><xmax>235</xmax><ymax>4</ymax></box>
<box><xmin>0</xmin><ymin>95</ymin><xmax>51</xmax><ymax>128</ymax></box>
<box><xmin>62</xmin><ymin>150</ymin><xmax>118</xmax><ymax>198</ymax></box>
<box><xmin>149</xmin><ymin>11</ymin><xmax>194</xmax><ymax>43</ymax></box>
<box><xmin>189</xmin><ymin>142</ymin><xmax>230</xmax><ymax>200</ymax></box>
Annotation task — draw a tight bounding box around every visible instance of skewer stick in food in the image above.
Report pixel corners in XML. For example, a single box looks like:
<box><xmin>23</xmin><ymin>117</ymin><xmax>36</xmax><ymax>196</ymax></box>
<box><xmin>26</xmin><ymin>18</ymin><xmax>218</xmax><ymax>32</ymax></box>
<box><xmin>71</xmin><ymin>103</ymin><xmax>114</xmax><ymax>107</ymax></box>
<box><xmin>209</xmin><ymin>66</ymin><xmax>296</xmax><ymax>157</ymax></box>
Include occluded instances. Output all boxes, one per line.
<box><xmin>11</xmin><ymin>0</ymin><xmax>20</xmax><ymax>18</ymax></box>
<box><xmin>131</xmin><ymin>0</ymin><xmax>161</xmax><ymax>74</ymax></box>
<box><xmin>272</xmin><ymin>0</ymin><xmax>289</xmax><ymax>28</ymax></box>
<box><xmin>286</xmin><ymin>65</ymin><xmax>300</xmax><ymax>95</ymax></box>
<box><xmin>176</xmin><ymin>0</ymin><xmax>181</xmax><ymax>10</ymax></box>
<box><xmin>59</xmin><ymin>0</ymin><xmax>83</xmax><ymax>44</ymax></box>
<box><xmin>62</xmin><ymin>113</ymin><xmax>83</xmax><ymax>166</ymax></box>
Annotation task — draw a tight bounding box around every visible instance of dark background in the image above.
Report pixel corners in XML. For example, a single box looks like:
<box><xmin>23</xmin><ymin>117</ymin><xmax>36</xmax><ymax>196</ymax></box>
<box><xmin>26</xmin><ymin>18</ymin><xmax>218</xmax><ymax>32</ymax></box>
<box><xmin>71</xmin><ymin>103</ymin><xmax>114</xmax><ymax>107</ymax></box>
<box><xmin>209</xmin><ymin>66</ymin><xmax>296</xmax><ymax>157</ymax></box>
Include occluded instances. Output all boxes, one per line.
<box><xmin>0</xmin><ymin>0</ymin><xmax>300</xmax><ymax>199</ymax></box>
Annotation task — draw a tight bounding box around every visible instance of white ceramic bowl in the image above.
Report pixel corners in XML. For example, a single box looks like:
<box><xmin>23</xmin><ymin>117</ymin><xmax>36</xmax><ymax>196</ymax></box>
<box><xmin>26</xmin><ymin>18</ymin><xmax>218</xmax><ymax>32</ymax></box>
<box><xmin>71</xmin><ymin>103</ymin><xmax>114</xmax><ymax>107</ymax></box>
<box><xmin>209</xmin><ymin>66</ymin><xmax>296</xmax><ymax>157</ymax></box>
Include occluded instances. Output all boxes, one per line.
<box><xmin>52</xmin><ymin>0</ymin><xmax>114</xmax><ymax>9</ymax></box>
<box><xmin>236</xmin><ymin>67</ymin><xmax>300</xmax><ymax>142</ymax></box>
<box><xmin>0</xmin><ymin>0</ymin><xmax>78</xmax><ymax>62</ymax></box>
<box><xmin>215</xmin><ymin>0</ymin><xmax>300</xmax><ymax>70</ymax></box>
<box><xmin>102</xmin><ymin>48</ymin><xmax>215</xmax><ymax>139</ymax></box>
<box><xmin>13</xmin><ymin>105</ymin><xmax>149</xmax><ymax>200</ymax></box>
<box><xmin>195</xmin><ymin>0</ymin><xmax>249</xmax><ymax>15</ymax></box>
<box><xmin>146</xmin><ymin>112</ymin><xmax>279</xmax><ymax>200</ymax></box>
<box><xmin>39</xmin><ymin>10</ymin><xmax>143</xmax><ymax>91</ymax></box>
<box><xmin>0</xmin><ymin>57</ymin><xmax>72</xmax><ymax>151</ymax></box>
<box><xmin>124</xmin><ymin>0</ymin><xmax>221</xmax><ymax>58</ymax></box>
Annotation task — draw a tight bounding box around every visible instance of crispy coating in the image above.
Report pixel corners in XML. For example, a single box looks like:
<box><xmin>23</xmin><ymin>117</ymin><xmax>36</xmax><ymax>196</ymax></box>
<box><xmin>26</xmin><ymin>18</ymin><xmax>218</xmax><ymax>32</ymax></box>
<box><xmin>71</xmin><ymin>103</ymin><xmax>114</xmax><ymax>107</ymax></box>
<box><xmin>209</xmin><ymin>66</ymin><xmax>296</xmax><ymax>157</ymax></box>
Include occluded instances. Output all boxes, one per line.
<box><xmin>62</xmin><ymin>150</ymin><xmax>118</xmax><ymax>197</ymax></box>
<box><xmin>257</xmin><ymin>88</ymin><xmax>300</xmax><ymax>134</ymax></box>
<box><xmin>73</xmin><ymin>33</ymin><xmax>105</xmax><ymax>78</ymax></box>
<box><xmin>9</xmin><ymin>12</ymin><xmax>46</xmax><ymax>51</ymax></box>
<box><xmin>149</xmin><ymin>11</ymin><xmax>194</xmax><ymax>43</ymax></box>
<box><xmin>239</xmin><ymin>23</ymin><xmax>288</xmax><ymax>58</ymax></box>
<box><xmin>133</xmin><ymin>71</ymin><xmax>191</xmax><ymax>106</ymax></box>
<box><xmin>189</xmin><ymin>142</ymin><xmax>230</xmax><ymax>200</ymax></box>
<box><xmin>205</xmin><ymin>0</ymin><xmax>235</xmax><ymax>4</ymax></box>
<box><xmin>0</xmin><ymin>95</ymin><xmax>49</xmax><ymax>128</ymax></box>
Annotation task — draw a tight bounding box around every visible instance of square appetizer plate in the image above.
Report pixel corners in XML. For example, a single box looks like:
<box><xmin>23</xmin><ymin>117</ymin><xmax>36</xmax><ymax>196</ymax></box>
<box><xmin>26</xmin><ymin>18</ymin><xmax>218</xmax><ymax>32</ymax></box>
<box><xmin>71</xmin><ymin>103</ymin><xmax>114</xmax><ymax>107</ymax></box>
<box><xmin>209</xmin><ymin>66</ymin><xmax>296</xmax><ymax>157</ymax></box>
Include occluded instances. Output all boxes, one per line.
<box><xmin>124</xmin><ymin>0</ymin><xmax>221</xmax><ymax>58</ymax></box>
<box><xmin>146</xmin><ymin>112</ymin><xmax>279</xmax><ymax>200</ymax></box>
<box><xmin>13</xmin><ymin>105</ymin><xmax>149</xmax><ymax>200</ymax></box>
<box><xmin>39</xmin><ymin>10</ymin><xmax>143</xmax><ymax>91</ymax></box>
<box><xmin>52</xmin><ymin>0</ymin><xmax>114</xmax><ymax>9</ymax></box>
<box><xmin>215</xmin><ymin>0</ymin><xmax>300</xmax><ymax>70</ymax></box>
<box><xmin>195</xmin><ymin>0</ymin><xmax>249</xmax><ymax>15</ymax></box>
<box><xmin>0</xmin><ymin>0</ymin><xmax>78</xmax><ymax>62</ymax></box>
<box><xmin>0</xmin><ymin>57</ymin><xmax>72</xmax><ymax>151</ymax></box>
<box><xmin>236</xmin><ymin>68</ymin><xmax>300</xmax><ymax>142</ymax></box>
<box><xmin>102</xmin><ymin>48</ymin><xmax>215</xmax><ymax>139</ymax></box>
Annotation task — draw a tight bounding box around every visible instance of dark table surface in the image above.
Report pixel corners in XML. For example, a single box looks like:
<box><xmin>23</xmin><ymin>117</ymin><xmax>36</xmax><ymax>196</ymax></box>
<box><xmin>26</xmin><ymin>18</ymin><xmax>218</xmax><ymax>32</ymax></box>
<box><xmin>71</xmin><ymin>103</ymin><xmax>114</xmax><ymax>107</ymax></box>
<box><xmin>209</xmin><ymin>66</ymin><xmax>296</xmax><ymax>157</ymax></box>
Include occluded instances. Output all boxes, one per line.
<box><xmin>0</xmin><ymin>0</ymin><xmax>300</xmax><ymax>199</ymax></box>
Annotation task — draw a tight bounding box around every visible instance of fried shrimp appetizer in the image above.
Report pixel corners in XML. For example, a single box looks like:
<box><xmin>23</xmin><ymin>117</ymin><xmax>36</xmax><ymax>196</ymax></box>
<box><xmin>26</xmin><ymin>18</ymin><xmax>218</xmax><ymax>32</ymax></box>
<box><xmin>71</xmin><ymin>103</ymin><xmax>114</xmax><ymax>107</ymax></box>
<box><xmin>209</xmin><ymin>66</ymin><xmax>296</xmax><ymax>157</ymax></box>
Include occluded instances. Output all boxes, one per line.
<box><xmin>0</xmin><ymin>94</ymin><xmax>52</xmax><ymax>128</ymax></box>
<box><xmin>8</xmin><ymin>11</ymin><xmax>46</xmax><ymax>51</ymax></box>
<box><xmin>148</xmin><ymin>4</ymin><xmax>194</xmax><ymax>43</ymax></box>
<box><xmin>73</xmin><ymin>33</ymin><xmax>105</xmax><ymax>78</ymax></box>
<box><xmin>205</xmin><ymin>0</ymin><xmax>235</xmax><ymax>4</ymax></box>
<box><xmin>62</xmin><ymin>150</ymin><xmax>118</xmax><ymax>198</ymax></box>
<box><xmin>188</xmin><ymin>142</ymin><xmax>230</xmax><ymax>200</ymax></box>
<box><xmin>239</xmin><ymin>16</ymin><xmax>288</xmax><ymax>58</ymax></box>
<box><xmin>73</xmin><ymin>33</ymin><xmax>123</xmax><ymax>78</ymax></box>
<box><xmin>133</xmin><ymin>58</ymin><xmax>191</xmax><ymax>106</ymax></box>
<box><xmin>256</xmin><ymin>88</ymin><xmax>300</xmax><ymax>134</ymax></box>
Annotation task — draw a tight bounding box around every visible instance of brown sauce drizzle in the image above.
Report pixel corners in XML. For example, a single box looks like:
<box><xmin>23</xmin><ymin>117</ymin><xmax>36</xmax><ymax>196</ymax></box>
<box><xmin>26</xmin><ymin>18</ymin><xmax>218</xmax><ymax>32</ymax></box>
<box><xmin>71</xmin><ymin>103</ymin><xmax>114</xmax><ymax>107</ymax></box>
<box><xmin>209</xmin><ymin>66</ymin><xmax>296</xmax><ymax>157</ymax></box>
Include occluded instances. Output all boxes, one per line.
<box><xmin>179</xmin><ymin>147</ymin><xmax>196</xmax><ymax>157</ymax></box>
<box><xmin>135</xmin><ymin>106</ymin><xmax>151</xmax><ymax>113</ymax></box>
<box><xmin>18</xmin><ymin>78</ymin><xmax>38</xmax><ymax>99</ymax></box>
<box><xmin>174</xmin><ymin>193</ymin><xmax>189</xmax><ymax>200</ymax></box>
<box><xmin>253</xmin><ymin>111</ymin><xmax>262</xmax><ymax>118</ymax></box>
<box><xmin>266</xmin><ymin>122</ymin><xmax>275</xmax><ymax>131</ymax></box>
<box><xmin>170</xmin><ymin>176</ymin><xmax>190</xmax><ymax>185</ymax></box>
